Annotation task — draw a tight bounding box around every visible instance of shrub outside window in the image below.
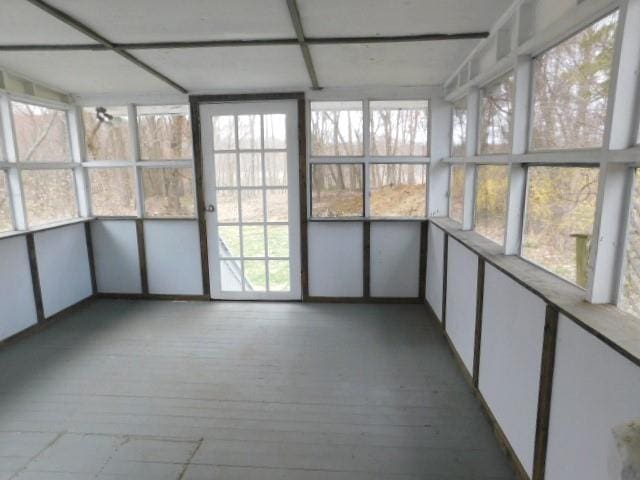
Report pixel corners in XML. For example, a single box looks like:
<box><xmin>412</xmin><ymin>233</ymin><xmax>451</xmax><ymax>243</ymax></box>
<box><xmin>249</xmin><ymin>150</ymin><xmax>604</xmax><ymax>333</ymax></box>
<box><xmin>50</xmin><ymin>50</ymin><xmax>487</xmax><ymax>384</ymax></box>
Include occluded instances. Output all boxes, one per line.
<box><xmin>311</xmin><ymin>164</ymin><xmax>363</xmax><ymax>218</ymax></box>
<box><xmin>369</xmin><ymin>101</ymin><xmax>429</xmax><ymax>156</ymax></box>
<box><xmin>12</xmin><ymin>102</ymin><xmax>71</xmax><ymax>162</ymax></box>
<box><xmin>21</xmin><ymin>169</ymin><xmax>78</xmax><ymax>227</ymax></box>
<box><xmin>479</xmin><ymin>73</ymin><xmax>514</xmax><ymax>155</ymax></box>
<box><xmin>449</xmin><ymin>164</ymin><xmax>465</xmax><ymax>223</ymax></box>
<box><xmin>370</xmin><ymin>163</ymin><xmax>427</xmax><ymax>218</ymax></box>
<box><xmin>451</xmin><ymin>99</ymin><xmax>467</xmax><ymax>157</ymax></box>
<box><xmin>619</xmin><ymin>169</ymin><xmax>640</xmax><ymax>317</ymax></box>
<box><xmin>531</xmin><ymin>11</ymin><xmax>618</xmax><ymax>151</ymax></box>
<box><xmin>142</xmin><ymin>167</ymin><xmax>195</xmax><ymax>218</ymax></box>
<box><xmin>474</xmin><ymin>165</ymin><xmax>509</xmax><ymax>245</ymax></box>
<box><xmin>88</xmin><ymin>168</ymin><xmax>137</xmax><ymax>216</ymax></box>
<box><xmin>522</xmin><ymin>166</ymin><xmax>599</xmax><ymax>287</ymax></box>
<box><xmin>138</xmin><ymin>105</ymin><xmax>192</xmax><ymax>160</ymax></box>
<box><xmin>83</xmin><ymin>106</ymin><xmax>131</xmax><ymax>161</ymax></box>
<box><xmin>310</xmin><ymin>102</ymin><xmax>363</xmax><ymax>156</ymax></box>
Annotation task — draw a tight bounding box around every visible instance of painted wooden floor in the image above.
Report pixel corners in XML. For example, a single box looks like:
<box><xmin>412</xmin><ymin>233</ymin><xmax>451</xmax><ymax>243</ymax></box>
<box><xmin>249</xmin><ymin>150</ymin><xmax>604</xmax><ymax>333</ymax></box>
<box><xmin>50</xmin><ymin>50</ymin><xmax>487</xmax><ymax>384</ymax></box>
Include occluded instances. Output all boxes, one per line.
<box><xmin>0</xmin><ymin>300</ymin><xmax>515</xmax><ymax>479</ymax></box>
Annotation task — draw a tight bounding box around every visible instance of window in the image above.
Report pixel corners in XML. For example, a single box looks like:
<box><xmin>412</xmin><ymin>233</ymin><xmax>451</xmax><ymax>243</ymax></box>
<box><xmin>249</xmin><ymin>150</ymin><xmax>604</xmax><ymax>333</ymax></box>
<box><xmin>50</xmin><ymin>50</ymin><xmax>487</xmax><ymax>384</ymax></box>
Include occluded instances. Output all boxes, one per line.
<box><xmin>142</xmin><ymin>167</ymin><xmax>195</xmax><ymax>217</ymax></box>
<box><xmin>311</xmin><ymin>164</ymin><xmax>363</xmax><ymax>218</ymax></box>
<box><xmin>522</xmin><ymin>166</ymin><xmax>599</xmax><ymax>286</ymax></box>
<box><xmin>451</xmin><ymin>99</ymin><xmax>467</xmax><ymax>157</ymax></box>
<box><xmin>0</xmin><ymin>171</ymin><xmax>13</xmax><ymax>232</ymax></box>
<box><xmin>619</xmin><ymin>169</ymin><xmax>640</xmax><ymax>317</ymax></box>
<box><xmin>531</xmin><ymin>12</ymin><xmax>618</xmax><ymax>151</ymax></box>
<box><xmin>88</xmin><ymin>168</ymin><xmax>137</xmax><ymax>216</ymax></box>
<box><xmin>83</xmin><ymin>106</ymin><xmax>131</xmax><ymax>161</ymax></box>
<box><xmin>138</xmin><ymin>105</ymin><xmax>192</xmax><ymax>160</ymax></box>
<box><xmin>474</xmin><ymin>165</ymin><xmax>509</xmax><ymax>245</ymax></box>
<box><xmin>22</xmin><ymin>169</ymin><xmax>77</xmax><ymax>227</ymax></box>
<box><xmin>11</xmin><ymin>102</ymin><xmax>70</xmax><ymax>162</ymax></box>
<box><xmin>370</xmin><ymin>163</ymin><xmax>427</xmax><ymax>217</ymax></box>
<box><xmin>310</xmin><ymin>102</ymin><xmax>363</xmax><ymax>156</ymax></box>
<box><xmin>449</xmin><ymin>164</ymin><xmax>465</xmax><ymax>223</ymax></box>
<box><xmin>479</xmin><ymin>73</ymin><xmax>514</xmax><ymax>155</ymax></box>
<box><xmin>369</xmin><ymin>100</ymin><xmax>428</xmax><ymax>156</ymax></box>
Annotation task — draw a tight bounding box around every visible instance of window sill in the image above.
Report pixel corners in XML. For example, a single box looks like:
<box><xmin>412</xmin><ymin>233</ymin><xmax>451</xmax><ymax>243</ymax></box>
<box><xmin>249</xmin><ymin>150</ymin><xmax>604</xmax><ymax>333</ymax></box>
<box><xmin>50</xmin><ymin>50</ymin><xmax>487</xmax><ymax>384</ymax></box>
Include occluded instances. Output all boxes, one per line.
<box><xmin>430</xmin><ymin>216</ymin><xmax>640</xmax><ymax>368</ymax></box>
<box><xmin>308</xmin><ymin>217</ymin><xmax>428</xmax><ymax>223</ymax></box>
<box><xmin>0</xmin><ymin>217</ymin><xmax>94</xmax><ymax>240</ymax></box>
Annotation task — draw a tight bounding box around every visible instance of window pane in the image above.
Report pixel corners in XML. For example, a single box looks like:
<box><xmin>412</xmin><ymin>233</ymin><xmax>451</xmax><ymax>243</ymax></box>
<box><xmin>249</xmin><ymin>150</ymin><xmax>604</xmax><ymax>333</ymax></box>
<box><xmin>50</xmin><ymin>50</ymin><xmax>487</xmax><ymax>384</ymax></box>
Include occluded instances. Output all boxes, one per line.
<box><xmin>12</xmin><ymin>102</ymin><xmax>70</xmax><ymax>162</ymax></box>
<box><xmin>522</xmin><ymin>167</ymin><xmax>599</xmax><ymax>286</ymax></box>
<box><xmin>88</xmin><ymin>168</ymin><xmax>136</xmax><ymax>216</ymax></box>
<box><xmin>22</xmin><ymin>169</ymin><xmax>77</xmax><ymax>227</ymax></box>
<box><xmin>213</xmin><ymin>115</ymin><xmax>235</xmax><ymax>150</ymax></box>
<box><xmin>219</xmin><ymin>225</ymin><xmax>240</xmax><ymax>258</ymax></box>
<box><xmin>310</xmin><ymin>102</ymin><xmax>363</xmax><ymax>156</ymax></box>
<box><xmin>479</xmin><ymin>73</ymin><xmax>514</xmax><ymax>155</ymax></box>
<box><xmin>269</xmin><ymin>260</ymin><xmax>290</xmax><ymax>291</ymax></box>
<box><xmin>311</xmin><ymin>164</ymin><xmax>363</xmax><ymax>218</ymax></box>
<box><xmin>451</xmin><ymin>99</ymin><xmax>467</xmax><ymax>157</ymax></box>
<box><xmin>267</xmin><ymin>225</ymin><xmax>289</xmax><ymax>257</ymax></box>
<box><xmin>474</xmin><ymin>165</ymin><xmax>509</xmax><ymax>245</ymax></box>
<box><xmin>220</xmin><ymin>260</ymin><xmax>242</xmax><ymax>291</ymax></box>
<box><xmin>264</xmin><ymin>152</ymin><xmax>287</xmax><ymax>186</ymax></box>
<box><xmin>241</xmin><ymin>189</ymin><xmax>264</xmax><ymax>223</ymax></box>
<box><xmin>142</xmin><ymin>167</ymin><xmax>195</xmax><ymax>217</ymax></box>
<box><xmin>238</xmin><ymin>115</ymin><xmax>261</xmax><ymax>150</ymax></box>
<box><xmin>215</xmin><ymin>153</ymin><xmax>237</xmax><ymax>187</ymax></box>
<box><xmin>138</xmin><ymin>105</ymin><xmax>192</xmax><ymax>160</ymax></box>
<box><xmin>370</xmin><ymin>164</ymin><xmax>427</xmax><ymax>218</ymax></box>
<box><xmin>83</xmin><ymin>106</ymin><xmax>131</xmax><ymax>161</ymax></box>
<box><xmin>267</xmin><ymin>189</ymin><xmax>288</xmax><ymax>222</ymax></box>
<box><xmin>216</xmin><ymin>190</ymin><xmax>239</xmax><ymax>223</ymax></box>
<box><xmin>244</xmin><ymin>260</ymin><xmax>266</xmax><ymax>291</ymax></box>
<box><xmin>264</xmin><ymin>114</ymin><xmax>286</xmax><ymax>149</ymax></box>
<box><xmin>370</xmin><ymin>100</ymin><xmax>429</xmax><ymax>156</ymax></box>
<box><xmin>0</xmin><ymin>171</ymin><xmax>13</xmax><ymax>232</ymax></box>
<box><xmin>620</xmin><ymin>169</ymin><xmax>640</xmax><ymax>317</ymax></box>
<box><xmin>239</xmin><ymin>153</ymin><xmax>262</xmax><ymax>186</ymax></box>
<box><xmin>242</xmin><ymin>225</ymin><xmax>265</xmax><ymax>258</ymax></box>
<box><xmin>449</xmin><ymin>165</ymin><xmax>465</xmax><ymax>223</ymax></box>
<box><xmin>531</xmin><ymin>12</ymin><xmax>618</xmax><ymax>151</ymax></box>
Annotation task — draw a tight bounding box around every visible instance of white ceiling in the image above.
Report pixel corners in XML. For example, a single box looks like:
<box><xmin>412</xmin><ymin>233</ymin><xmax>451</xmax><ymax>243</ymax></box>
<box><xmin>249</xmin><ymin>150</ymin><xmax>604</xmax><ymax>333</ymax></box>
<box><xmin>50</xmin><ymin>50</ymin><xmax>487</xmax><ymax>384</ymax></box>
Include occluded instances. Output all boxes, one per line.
<box><xmin>0</xmin><ymin>0</ymin><xmax>513</xmax><ymax>96</ymax></box>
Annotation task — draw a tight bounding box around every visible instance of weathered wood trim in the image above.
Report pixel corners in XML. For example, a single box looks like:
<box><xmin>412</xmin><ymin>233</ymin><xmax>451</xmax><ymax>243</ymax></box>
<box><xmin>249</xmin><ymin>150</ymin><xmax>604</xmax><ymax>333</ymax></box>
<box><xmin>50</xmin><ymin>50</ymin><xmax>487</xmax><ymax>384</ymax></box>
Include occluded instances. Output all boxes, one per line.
<box><xmin>298</xmin><ymin>97</ymin><xmax>309</xmax><ymax>301</ymax></box>
<box><xmin>363</xmin><ymin>220</ymin><xmax>371</xmax><ymax>299</ymax></box>
<box><xmin>442</xmin><ymin>232</ymin><xmax>449</xmax><ymax>329</ymax></box>
<box><xmin>96</xmin><ymin>293</ymin><xmax>209</xmax><ymax>302</ymax></box>
<box><xmin>532</xmin><ymin>305</ymin><xmax>559</xmax><ymax>480</ymax></box>
<box><xmin>473</xmin><ymin>257</ymin><xmax>485</xmax><ymax>388</ymax></box>
<box><xmin>135</xmin><ymin>219</ymin><xmax>149</xmax><ymax>295</ymax></box>
<box><xmin>84</xmin><ymin>222</ymin><xmax>97</xmax><ymax>294</ymax></box>
<box><xmin>190</xmin><ymin>92</ymin><xmax>305</xmax><ymax>104</ymax></box>
<box><xmin>307</xmin><ymin>296</ymin><xmax>422</xmax><ymax>304</ymax></box>
<box><xmin>418</xmin><ymin>220</ymin><xmax>428</xmax><ymax>300</ymax></box>
<box><xmin>25</xmin><ymin>233</ymin><xmax>45</xmax><ymax>323</ymax></box>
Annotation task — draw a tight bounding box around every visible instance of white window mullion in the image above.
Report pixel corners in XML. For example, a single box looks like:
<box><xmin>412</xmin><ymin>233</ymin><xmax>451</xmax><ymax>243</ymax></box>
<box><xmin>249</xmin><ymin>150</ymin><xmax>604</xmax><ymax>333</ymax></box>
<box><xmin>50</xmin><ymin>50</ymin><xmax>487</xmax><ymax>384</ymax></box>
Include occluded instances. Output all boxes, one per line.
<box><xmin>462</xmin><ymin>88</ymin><xmax>480</xmax><ymax>230</ymax></box>
<box><xmin>362</xmin><ymin>99</ymin><xmax>371</xmax><ymax>217</ymax></box>
<box><xmin>0</xmin><ymin>94</ymin><xmax>27</xmax><ymax>230</ymax></box>
<box><xmin>128</xmin><ymin>104</ymin><xmax>144</xmax><ymax>218</ymax></box>
<box><xmin>68</xmin><ymin>106</ymin><xmax>91</xmax><ymax>218</ymax></box>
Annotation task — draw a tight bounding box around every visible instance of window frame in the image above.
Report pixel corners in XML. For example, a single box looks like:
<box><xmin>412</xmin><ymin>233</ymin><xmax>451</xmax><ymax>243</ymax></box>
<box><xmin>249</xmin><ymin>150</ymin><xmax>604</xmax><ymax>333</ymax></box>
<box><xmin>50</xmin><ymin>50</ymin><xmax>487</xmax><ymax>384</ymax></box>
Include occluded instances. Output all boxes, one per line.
<box><xmin>472</xmin><ymin>163</ymin><xmax>510</xmax><ymax>246</ymax></box>
<box><xmin>448</xmin><ymin>163</ymin><xmax>465</xmax><ymax>224</ymax></box>
<box><xmin>309</xmin><ymin>162</ymin><xmax>365</xmax><ymax>220</ymax></box>
<box><xmin>450</xmin><ymin>97</ymin><xmax>468</xmax><ymax>158</ymax></box>
<box><xmin>308</xmin><ymin>97</ymin><xmax>431</xmax><ymax>221</ymax></box>
<box><xmin>477</xmin><ymin>72</ymin><xmax>515</xmax><ymax>156</ymax></box>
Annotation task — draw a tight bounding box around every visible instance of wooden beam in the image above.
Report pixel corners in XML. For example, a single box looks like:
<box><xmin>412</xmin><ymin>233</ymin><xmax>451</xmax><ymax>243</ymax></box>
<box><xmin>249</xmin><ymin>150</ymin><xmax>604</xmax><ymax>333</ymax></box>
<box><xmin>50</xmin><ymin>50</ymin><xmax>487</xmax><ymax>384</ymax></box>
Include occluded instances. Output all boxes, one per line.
<box><xmin>418</xmin><ymin>221</ymin><xmax>428</xmax><ymax>300</ymax></box>
<box><xmin>473</xmin><ymin>257</ymin><xmax>485</xmax><ymax>388</ymax></box>
<box><xmin>298</xmin><ymin>98</ymin><xmax>310</xmax><ymax>301</ymax></box>
<box><xmin>0</xmin><ymin>32</ymin><xmax>490</xmax><ymax>51</ymax></box>
<box><xmin>84</xmin><ymin>222</ymin><xmax>97</xmax><ymax>295</ymax></box>
<box><xmin>26</xmin><ymin>233</ymin><xmax>45</xmax><ymax>323</ymax></box>
<box><xmin>285</xmin><ymin>0</ymin><xmax>321</xmax><ymax>90</ymax></box>
<box><xmin>363</xmin><ymin>221</ymin><xmax>371</xmax><ymax>298</ymax></box>
<box><xmin>442</xmin><ymin>233</ymin><xmax>449</xmax><ymax>328</ymax></box>
<box><xmin>135</xmin><ymin>219</ymin><xmax>149</xmax><ymax>294</ymax></box>
<box><xmin>23</xmin><ymin>0</ymin><xmax>188</xmax><ymax>94</ymax></box>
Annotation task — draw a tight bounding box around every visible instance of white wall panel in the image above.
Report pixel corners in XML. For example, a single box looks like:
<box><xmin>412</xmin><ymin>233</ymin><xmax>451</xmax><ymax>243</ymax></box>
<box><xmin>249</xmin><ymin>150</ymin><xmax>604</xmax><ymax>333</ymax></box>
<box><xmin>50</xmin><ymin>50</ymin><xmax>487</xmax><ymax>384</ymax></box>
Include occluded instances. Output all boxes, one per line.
<box><xmin>144</xmin><ymin>220</ymin><xmax>203</xmax><ymax>296</ymax></box>
<box><xmin>35</xmin><ymin>224</ymin><xmax>92</xmax><ymax>317</ymax></box>
<box><xmin>426</xmin><ymin>223</ymin><xmax>445</xmax><ymax>320</ymax></box>
<box><xmin>308</xmin><ymin>222</ymin><xmax>363</xmax><ymax>297</ymax></box>
<box><xmin>479</xmin><ymin>265</ymin><xmax>546</xmax><ymax>476</ymax></box>
<box><xmin>0</xmin><ymin>236</ymin><xmax>37</xmax><ymax>340</ymax></box>
<box><xmin>370</xmin><ymin>222</ymin><xmax>420</xmax><ymax>298</ymax></box>
<box><xmin>545</xmin><ymin>315</ymin><xmax>640</xmax><ymax>480</ymax></box>
<box><xmin>445</xmin><ymin>238</ymin><xmax>479</xmax><ymax>373</ymax></box>
<box><xmin>91</xmin><ymin>220</ymin><xmax>141</xmax><ymax>294</ymax></box>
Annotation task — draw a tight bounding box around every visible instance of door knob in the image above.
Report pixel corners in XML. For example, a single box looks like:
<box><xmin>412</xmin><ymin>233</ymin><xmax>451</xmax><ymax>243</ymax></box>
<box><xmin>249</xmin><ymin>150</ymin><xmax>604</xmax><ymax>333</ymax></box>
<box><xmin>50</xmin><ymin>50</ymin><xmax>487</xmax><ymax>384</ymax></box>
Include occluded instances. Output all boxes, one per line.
<box><xmin>205</xmin><ymin>204</ymin><xmax>216</xmax><ymax>213</ymax></box>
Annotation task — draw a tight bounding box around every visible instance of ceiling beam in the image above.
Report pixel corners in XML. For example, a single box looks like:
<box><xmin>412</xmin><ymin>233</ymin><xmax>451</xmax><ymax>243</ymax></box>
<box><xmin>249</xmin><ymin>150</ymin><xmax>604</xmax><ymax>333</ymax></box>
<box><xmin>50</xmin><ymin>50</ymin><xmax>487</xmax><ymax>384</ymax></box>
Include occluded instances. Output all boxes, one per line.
<box><xmin>22</xmin><ymin>0</ymin><xmax>188</xmax><ymax>94</ymax></box>
<box><xmin>285</xmin><ymin>0</ymin><xmax>321</xmax><ymax>90</ymax></box>
<box><xmin>0</xmin><ymin>32</ymin><xmax>491</xmax><ymax>52</ymax></box>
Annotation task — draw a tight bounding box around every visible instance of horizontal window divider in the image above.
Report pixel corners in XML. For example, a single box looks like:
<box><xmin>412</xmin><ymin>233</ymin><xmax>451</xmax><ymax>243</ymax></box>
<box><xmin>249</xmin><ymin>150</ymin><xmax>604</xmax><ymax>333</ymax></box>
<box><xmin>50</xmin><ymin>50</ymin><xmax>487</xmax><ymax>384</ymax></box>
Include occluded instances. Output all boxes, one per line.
<box><xmin>213</xmin><ymin>149</ymin><xmax>288</xmax><ymax>154</ymax></box>
<box><xmin>308</xmin><ymin>217</ymin><xmax>426</xmax><ymax>222</ymax></box>
<box><xmin>11</xmin><ymin>162</ymin><xmax>77</xmax><ymax>170</ymax></box>
<box><xmin>138</xmin><ymin>160</ymin><xmax>194</xmax><ymax>168</ymax></box>
<box><xmin>214</xmin><ymin>186</ymin><xmax>288</xmax><ymax>191</ymax></box>
<box><xmin>218</xmin><ymin>221</ymin><xmax>288</xmax><ymax>226</ymax></box>
<box><xmin>82</xmin><ymin>161</ymin><xmax>135</xmax><ymax>167</ymax></box>
<box><xmin>222</xmin><ymin>256</ymin><xmax>290</xmax><ymax>261</ymax></box>
<box><xmin>0</xmin><ymin>216</ymin><xmax>93</xmax><ymax>240</ymax></box>
<box><xmin>430</xmin><ymin>216</ymin><xmax>640</xmax><ymax>368</ymax></box>
<box><xmin>443</xmin><ymin>148</ymin><xmax>640</xmax><ymax>165</ymax></box>
<box><xmin>142</xmin><ymin>216</ymin><xmax>197</xmax><ymax>221</ymax></box>
<box><xmin>368</xmin><ymin>156</ymin><xmax>431</xmax><ymax>162</ymax></box>
<box><xmin>6</xmin><ymin>92</ymin><xmax>72</xmax><ymax>111</ymax></box>
<box><xmin>309</xmin><ymin>157</ymin><xmax>366</xmax><ymax>163</ymax></box>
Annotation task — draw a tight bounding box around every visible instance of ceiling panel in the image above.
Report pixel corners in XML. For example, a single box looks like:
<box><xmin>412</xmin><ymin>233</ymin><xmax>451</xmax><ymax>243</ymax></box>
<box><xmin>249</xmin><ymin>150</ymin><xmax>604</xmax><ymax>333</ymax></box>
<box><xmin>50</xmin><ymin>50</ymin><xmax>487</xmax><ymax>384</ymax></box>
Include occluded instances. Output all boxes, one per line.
<box><xmin>311</xmin><ymin>41</ymin><xmax>479</xmax><ymax>87</ymax></box>
<box><xmin>135</xmin><ymin>46</ymin><xmax>310</xmax><ymax>92</ymax></box>
<box><xmin>45</xmin><ymin>0</ymin><xmax>295</xmax><ymax>43</ymax></box>
<box><xmin>0</xmin><ymin>0</ymin><xmax>93</xmax><ymax>45</ymax></box>
<box><xmin>0</xmin><ymin>51</ymin><xmax>176</xmax><ymax>96</ymax></box>
<box><xmin>298</xmin><ymin>0</ymin><xmax>513</xmax><ymax>37</ymax></box>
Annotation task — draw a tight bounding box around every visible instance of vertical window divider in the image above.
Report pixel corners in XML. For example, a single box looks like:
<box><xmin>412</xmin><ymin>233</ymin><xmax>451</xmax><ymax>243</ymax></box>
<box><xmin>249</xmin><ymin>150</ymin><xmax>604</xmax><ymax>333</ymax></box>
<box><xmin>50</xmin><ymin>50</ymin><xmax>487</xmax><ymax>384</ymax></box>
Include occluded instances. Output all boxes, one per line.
<box><xmin>0</xmin><ymin>94</ymin><xmax>27</xmax><ymax>230</ymax></box>
<box><xmin>128</xmin><ymin>104</ymin><xmax>144</xmax><ymax>218</ymax></box>
<box><xmin>68</xmin><ymin>105</ymin><xmax>91</xmax><ymax>218</ymax></box>
<box><xmin>462</xmin><ymin>88</ymin><xmax>480</xmax><ymax>230</ymax></box>
<box><xmin>362</xmin><ymin>99</ymin><xmax>371</xmax><ymax>218</ymax></box>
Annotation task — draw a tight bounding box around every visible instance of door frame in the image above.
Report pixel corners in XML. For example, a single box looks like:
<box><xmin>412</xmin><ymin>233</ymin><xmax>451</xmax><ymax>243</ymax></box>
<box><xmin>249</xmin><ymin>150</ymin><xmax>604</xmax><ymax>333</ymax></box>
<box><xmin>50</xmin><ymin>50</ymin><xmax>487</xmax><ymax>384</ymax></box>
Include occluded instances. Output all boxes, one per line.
<box><xmin>189</xmin><ymin>92</ymin><xmax>308</xmax><ymax>301</ymax></box>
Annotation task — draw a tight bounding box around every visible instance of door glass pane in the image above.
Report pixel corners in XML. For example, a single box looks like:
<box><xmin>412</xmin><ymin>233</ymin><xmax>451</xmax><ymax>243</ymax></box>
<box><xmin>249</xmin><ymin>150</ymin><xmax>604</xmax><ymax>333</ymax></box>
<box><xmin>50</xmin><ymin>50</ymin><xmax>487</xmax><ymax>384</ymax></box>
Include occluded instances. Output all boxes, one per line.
<box><xmin>264</xmin><ymin>114</ymin><xmax>286</xmax><ymax>149</ymax></box>
<box><xmin>269</xmin><ymin>260</ymin><xmax>290</xmax><ymax>291</ymax></box>
<box><xmin>216</xmin><ymin>190</ymin><xmax>239</xmax><ymax>223</ymax></box>
<box><xmin>239</xmin><ymin>153</ymin><xmax>263</xmax><ymax>186</ymax></box>
<box><xmin>219</xmin><ymin>225</ymin><xmax>240</xmax><ymax>258</ymax></box>
<box><xmin>244</xmin><ymin>260</ymin><xmax>266</xmax><ymax>291</ymax></box>
<box><xmin>213</xmin><ymin>115</ymin><xmax>236</xmax><ymax>150</ymax></box>
<box><xmin>241</xmin><ymin>189</ymin><xmax>264</xmax><ymax>222</ymax></box>
<box><xmin>215</xmin><ymin>153</ymin><xmax>237</xmax><ymax>187</ymax></box>
<box><xmin>220</xmin><ymin>260</ymin><xmax>243</xmax><ymax>291</ymax></box>
<box><xmin>238</xmin><ymin>115</ymin><xmax>261</xmax><ymax>149</ymax></box>
<box><xmin>264</xmin><ymin>152</ymin><xmax>287</xmax><ymax>186</ymax></box>
<box><xmin>242</xmin><ymin>225</ymin><xmax>265</xmax><ymax>257</ymax></box>
<box><xmin>267</xmin><ymin>225</ymin><xmax>289</xmax><ymax>257</ymax></box>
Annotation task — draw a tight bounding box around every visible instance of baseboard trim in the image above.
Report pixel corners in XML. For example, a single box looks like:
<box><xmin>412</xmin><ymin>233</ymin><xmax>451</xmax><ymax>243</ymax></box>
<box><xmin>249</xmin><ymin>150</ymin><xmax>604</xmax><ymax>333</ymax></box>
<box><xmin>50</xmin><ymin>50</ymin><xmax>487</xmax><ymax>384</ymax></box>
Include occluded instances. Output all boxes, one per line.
<box><xmin>96</xmin><ymin>293</ymin><xmax>210</xmax><ymax>302</ymax></box>
<box><xmin>306</xmin><ymin>296</ymin><xmax>422</xmax><ymax>304</ymax></box>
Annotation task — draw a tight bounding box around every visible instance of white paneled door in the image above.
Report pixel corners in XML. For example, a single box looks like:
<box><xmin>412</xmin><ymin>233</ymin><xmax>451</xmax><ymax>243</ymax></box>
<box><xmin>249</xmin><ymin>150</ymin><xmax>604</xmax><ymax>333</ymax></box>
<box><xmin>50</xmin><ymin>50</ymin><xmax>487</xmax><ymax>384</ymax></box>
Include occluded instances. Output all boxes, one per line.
<box><xmin>200</xmin><ymin>101</ymin><xmax>301</xmax><ymax>300</ymax></box>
